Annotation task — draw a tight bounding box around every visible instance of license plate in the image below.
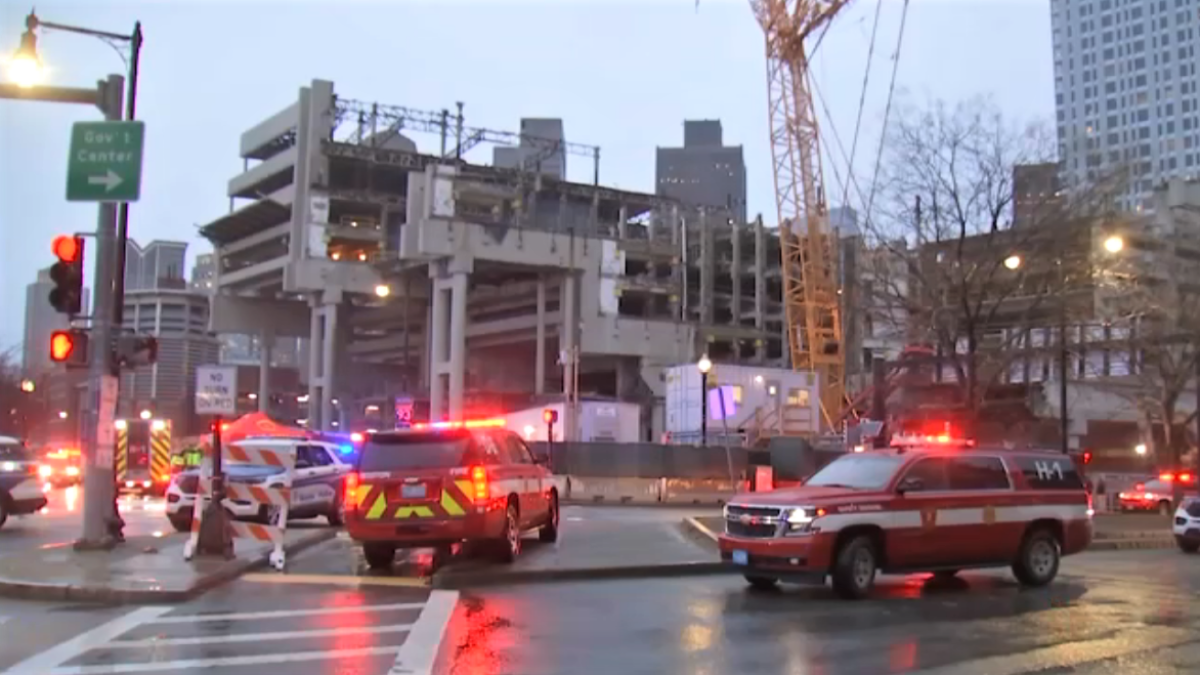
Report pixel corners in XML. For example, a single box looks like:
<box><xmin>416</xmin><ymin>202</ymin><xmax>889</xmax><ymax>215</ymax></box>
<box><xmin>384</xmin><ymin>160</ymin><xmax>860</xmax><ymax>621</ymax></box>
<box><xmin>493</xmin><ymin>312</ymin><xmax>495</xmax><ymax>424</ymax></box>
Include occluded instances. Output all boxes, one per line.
<box><xmin>732</xmin><ymin>550</ymin><xmax>749</xmax><ymax>565</ymax></box>
<box><xmin>401</xmin><ymin>484</ymin><xmax>427</xmax><ymax>499</ymax></box>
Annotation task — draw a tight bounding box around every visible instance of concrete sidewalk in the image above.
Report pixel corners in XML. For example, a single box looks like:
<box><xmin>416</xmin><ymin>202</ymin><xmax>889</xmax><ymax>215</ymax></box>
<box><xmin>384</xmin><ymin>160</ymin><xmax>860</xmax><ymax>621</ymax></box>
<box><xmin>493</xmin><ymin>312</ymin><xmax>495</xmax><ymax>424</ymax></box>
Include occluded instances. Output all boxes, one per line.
<box><xmin>433</xmin><ymin>513</ymin><xmax>731</xmax><ymax>589</ymax></box>
<box><xmin>0</xmin><ymin>526</ymin><xmax>335</xmax><ymax>603</ymax></box>
<box><xmin>688</xmin><ymin>513</ymin><xmax>1177</xmax><ymax>550</ymax></box>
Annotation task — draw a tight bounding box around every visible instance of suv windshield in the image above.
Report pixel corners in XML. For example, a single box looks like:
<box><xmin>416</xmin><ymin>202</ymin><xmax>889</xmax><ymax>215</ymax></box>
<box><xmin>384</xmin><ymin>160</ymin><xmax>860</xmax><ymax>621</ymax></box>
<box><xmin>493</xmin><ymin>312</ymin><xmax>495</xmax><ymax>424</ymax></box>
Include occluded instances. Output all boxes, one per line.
<box><xmin>359</xmin><ymin>432</ymin><xmax>473</xmax><ymax>472</ymax></box>
<box><xmin>0</xmin><ymin>440</ymin><xmax>31</xmax><ymax>462</ymax></box>
<box><xmin>806</xmin><ymin>454</ymin><xmax>905</xmax><ymax>490</ymax></box>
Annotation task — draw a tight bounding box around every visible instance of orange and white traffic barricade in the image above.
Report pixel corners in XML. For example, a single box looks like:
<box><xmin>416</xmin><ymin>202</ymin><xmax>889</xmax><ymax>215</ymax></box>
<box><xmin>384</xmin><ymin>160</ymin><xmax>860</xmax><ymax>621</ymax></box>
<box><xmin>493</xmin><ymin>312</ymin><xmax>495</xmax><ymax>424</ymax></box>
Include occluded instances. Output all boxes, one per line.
<box><xmin>182</xmin><ymin>443</ymin><xmax>296</xmax><ymax>571</ymax></box>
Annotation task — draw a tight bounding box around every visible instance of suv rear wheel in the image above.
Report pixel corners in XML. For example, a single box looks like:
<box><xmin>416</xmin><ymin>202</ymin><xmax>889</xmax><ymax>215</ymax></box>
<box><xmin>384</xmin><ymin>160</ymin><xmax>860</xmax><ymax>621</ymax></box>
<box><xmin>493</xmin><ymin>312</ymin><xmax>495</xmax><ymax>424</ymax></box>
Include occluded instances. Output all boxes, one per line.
<box><xmin>539</xmin><ymin>492</ymin><xmax>559</xmax><ymax>543</ymax></box>
<box><xmin>831</xmin><ymin>534</ymin><xmax>878</xmax><ymax>600</ymax></box>
<box><xmin>1012</xmin><ymin>527</ymin><xmax>1060</xmax><ymax>587</ymax></box>
<box><xmin>493</xmin><ymin>502</ymin><xmax>522</xmax><ymax>563</ymax></box>
<box><xmin>327</xmin><ymin>489</ymin><xmax>345</xmax><ymax>527</ymax></box>
<box><xmin>363</xmin><ymin>543</ymin><xmax>396</xmax><ymax>570</ymax></box>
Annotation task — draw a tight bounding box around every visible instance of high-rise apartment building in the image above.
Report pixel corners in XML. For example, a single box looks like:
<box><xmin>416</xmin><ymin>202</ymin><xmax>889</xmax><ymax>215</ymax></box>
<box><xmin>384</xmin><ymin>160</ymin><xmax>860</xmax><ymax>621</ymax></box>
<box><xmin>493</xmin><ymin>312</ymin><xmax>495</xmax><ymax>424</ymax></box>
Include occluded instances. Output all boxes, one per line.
<box><xmin>656</xmin><ymin>120</ymin><xmax>748</xmax><ymax>223</ymax></box>
<box><xmin>190</xmin><ymin>252</ymin><xmax>215</xmax><ymax>291</ymax></box>
<box><xmin>1051</xmin><ymin>0</ymin><xmax>1200</xmax><ymax>212</ymax></box>
<box><xmin>493</xmin><ymin>118</ymin><xmax>566</xmax><ymax>180</ymax></box>
<box><xmin>124</xmin><ymin>239</ymin><xmax>187</xmax><ymax>291</ymax></box>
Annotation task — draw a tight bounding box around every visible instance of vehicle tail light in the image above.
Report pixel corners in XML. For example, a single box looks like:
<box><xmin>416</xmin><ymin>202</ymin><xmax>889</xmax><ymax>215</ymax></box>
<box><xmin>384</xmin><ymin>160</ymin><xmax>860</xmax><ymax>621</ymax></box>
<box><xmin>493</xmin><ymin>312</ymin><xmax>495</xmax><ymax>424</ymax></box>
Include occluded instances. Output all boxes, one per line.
<box><xmin>1181</xmin><ymin>473</ymin><xmax>1193</xmax><ymax>483</ymax></box>
<box><xmin>470</xmin><ymin>465</ymin><xmax>488</xmax><ymax>502</ymax></box>
<box><xmin>344</xmin><ymin>472</ymin><xmax>360</xmax><ymax>510</ymax></box>
<box><xmin>1086</xmin><ymin>492</ymin><xmax>1094</xmax><ymax>518</ymax></box>
<box><xmin>1161</xmin><ymin>473</ymin><xmax>1174</xmax><ymax>482</ymax></box>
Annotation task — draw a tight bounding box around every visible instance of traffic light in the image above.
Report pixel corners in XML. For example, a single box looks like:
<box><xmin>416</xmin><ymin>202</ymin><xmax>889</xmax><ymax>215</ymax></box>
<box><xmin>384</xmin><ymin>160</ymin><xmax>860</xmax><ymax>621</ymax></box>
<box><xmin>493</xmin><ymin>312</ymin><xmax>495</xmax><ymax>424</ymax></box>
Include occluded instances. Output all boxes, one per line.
<box><xmin>48</xmin><ymin>235</ymin><xmax>85</xmax><ymax>315</ymax></box>
<box><xmin>49</xmin><ymin>329</ymin><xmax>89</xmax><ymax>367</ymax></box>
<box><xmin>542</xmin><ymin>409</ymin><xmax>559</xmax><ymax>425</ymax></box>
<box><xmin>114</xmin><ymin>335</ymin><xmax>158</xmax><ymax>368</ymax></box>
<box><xmin>1081</xmin><ymin>450</ymin><xmax>1093</xmax><ymax>465</ymax></box>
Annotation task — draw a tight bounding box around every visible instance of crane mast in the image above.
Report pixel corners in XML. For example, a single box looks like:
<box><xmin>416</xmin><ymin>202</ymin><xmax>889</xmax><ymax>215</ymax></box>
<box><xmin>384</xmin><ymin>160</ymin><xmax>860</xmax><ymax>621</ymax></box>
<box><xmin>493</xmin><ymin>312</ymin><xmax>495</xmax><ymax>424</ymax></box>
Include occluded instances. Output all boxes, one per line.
<box><xmin>750</xmin><ymin>0</ymin><xmax>849</xmax><ymax>430</ymax></box>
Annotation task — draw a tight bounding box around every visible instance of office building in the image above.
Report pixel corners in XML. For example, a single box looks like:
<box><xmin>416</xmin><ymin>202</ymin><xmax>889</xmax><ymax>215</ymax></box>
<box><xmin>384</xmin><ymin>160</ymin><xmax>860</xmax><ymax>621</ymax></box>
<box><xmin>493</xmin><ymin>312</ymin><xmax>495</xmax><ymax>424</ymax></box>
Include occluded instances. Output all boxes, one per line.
<box><xmin>656</xmin><ymin>120</ymin><xmax>748</xmax><ymax>222</ymax></box>
<box><xmin>1051</xmin><ymin>0</ymin><xmax>1200</xmax><ymax>212</ymax></box>
<box><xmin>492</xmin><ymin>118</ymin><xmax>566</xmax><ymax>180</ymax></box>
<box><xmin>191</xmin><ymin>252</ymin><xmax>216</xmax><ymax>291</ymax></box>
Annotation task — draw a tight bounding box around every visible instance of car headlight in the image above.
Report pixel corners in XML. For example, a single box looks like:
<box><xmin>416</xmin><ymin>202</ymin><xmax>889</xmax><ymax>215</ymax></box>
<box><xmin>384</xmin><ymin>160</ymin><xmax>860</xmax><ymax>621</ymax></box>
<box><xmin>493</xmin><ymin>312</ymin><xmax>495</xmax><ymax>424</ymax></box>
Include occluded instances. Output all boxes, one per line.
<box><xmin>1</xmin><ymin>462</ymin><xmax>15</xmax><ymax>472</ymax></box>
<box><xmin>787</xmin><ymin>507</ymin><xmax>816</xmax><ymax>524</ymax></box>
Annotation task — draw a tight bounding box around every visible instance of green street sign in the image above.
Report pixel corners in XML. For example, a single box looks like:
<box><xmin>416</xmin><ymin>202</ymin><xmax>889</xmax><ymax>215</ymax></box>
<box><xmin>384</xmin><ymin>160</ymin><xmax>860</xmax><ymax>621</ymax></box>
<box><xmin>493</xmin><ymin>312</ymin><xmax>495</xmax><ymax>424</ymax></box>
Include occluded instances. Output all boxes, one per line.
<box><xmin>66</xmin><ymin>121</ymin><xmax>145</xmax><ymax>203</ymax></box>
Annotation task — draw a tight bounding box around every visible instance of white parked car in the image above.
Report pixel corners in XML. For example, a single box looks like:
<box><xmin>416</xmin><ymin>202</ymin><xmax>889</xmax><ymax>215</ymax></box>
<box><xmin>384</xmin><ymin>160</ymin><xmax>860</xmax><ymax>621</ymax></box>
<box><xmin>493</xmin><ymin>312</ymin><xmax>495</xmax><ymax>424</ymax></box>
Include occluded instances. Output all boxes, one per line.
<box><xmin>164</xmin><ymin>437</ymin><xmax>353</xmax><ymax>532</ymax></box>
<box><xmin>0</xmin><ymin>435</ymin><xmax>47</xmax><ymax>530</ymax></box>
<box><xmin>1174</xmin><ymin>496</ymin><xmax>1200</xmax><ymax>553</ymax></box>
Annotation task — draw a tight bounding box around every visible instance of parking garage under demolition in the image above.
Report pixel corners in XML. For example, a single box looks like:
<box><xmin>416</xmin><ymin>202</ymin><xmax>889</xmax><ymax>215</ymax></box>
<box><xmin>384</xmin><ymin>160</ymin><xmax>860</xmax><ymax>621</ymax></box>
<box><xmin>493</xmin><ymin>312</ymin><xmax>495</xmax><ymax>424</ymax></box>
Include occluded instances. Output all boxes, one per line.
<box><xmin>199</xmin><ymin>79</ymin><xmax>798</xmax><ymax>440</ymax></box>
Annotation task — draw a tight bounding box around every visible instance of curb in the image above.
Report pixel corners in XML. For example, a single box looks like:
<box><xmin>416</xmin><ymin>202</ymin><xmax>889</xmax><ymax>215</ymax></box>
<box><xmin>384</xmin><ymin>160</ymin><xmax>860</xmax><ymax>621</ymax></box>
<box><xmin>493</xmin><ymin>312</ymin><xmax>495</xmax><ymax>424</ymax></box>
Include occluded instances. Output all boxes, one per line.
<box><xmin>0</xmin><ymin>529</ymin><xmax>337</xmax><ymax>604</ymax></box>
<box><xmin>431</xmin><ymin>559</ymin><xmax>732</xmax><ymax>589</ymax></box>
<box><xmin>1087</xmin><ymin>537</ymin><xmax>1176</xmax><ymax>551</ymax></box>
<box><xmin>562</xmin><ymin>500</ymin><xmax>723</xmax><ymax>509</ymax></box>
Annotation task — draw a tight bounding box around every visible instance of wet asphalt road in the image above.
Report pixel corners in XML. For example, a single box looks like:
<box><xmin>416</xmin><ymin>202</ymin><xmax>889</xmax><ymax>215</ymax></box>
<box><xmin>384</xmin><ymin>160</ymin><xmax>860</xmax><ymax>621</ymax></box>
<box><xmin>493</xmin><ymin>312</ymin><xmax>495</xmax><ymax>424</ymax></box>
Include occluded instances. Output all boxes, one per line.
<box><xmin>0</xmin><ymin>486</ymin><xmax>170</xmax><ymax>558</ymax></box>
<box><xmin>4</xmin><ymin>507</ymin><xmax>1200</xmax><ymax>674</ymax></box>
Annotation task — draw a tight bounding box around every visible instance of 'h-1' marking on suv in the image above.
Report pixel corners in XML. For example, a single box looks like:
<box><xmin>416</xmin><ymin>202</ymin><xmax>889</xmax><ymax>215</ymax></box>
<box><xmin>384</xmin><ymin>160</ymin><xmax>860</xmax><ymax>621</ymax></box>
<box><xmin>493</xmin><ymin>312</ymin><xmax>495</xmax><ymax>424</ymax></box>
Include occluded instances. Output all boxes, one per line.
<box><xmin>719</xmin><ymin>446</ymin><xmax>1094</xmax><ymax>599</ymax></box>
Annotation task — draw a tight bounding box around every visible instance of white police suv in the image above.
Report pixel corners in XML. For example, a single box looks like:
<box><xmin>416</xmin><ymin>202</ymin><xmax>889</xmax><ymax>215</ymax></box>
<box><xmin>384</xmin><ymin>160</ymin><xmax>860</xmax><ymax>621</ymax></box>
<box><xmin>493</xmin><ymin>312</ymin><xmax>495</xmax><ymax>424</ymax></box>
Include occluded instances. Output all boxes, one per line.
<box><xmin>1174</xmin><ymin>495</ymin><xmax>1200</xmax><ymax>553</ymax></box>
<box><xmin>0</xmin><ymin>435</ymin><xmax>47</xmax><ymax>529</ymax></box>
<box><xmin>164</xmin><ymin>437</ymin><xmax>353</xmax><ymax>532</ymax></box>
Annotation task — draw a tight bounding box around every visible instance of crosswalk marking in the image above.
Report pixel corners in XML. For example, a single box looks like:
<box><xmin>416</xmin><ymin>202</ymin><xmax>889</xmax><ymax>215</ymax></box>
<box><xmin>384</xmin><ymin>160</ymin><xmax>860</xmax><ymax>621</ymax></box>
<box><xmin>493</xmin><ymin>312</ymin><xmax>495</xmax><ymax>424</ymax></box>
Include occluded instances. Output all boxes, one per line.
<box><xmin>105</xmin><ymin>622</ymin><xmax>414</xmax><ymax>648</ymax></box>
<box><xmin>152</xmin><ymin>601</ymin><xmax>425</xmax><ymax>623</ymax></box>
<box><xmin>50</xmin><ymin>646</ymin><xmax>407</xmax><ymax>675</ymax></box>
<box><xmin>4</xmin><ymin>607</ymin><xmax>172</xmax><ymax>675</ymax></box>
<box><xmin>389</xmin><ymin>590</ymin><xmax>458</xmax><ymax>675</ymax></box>
<box><xmin>242</xmin><ymin>572</ymin><xmax>432</xmax><ymax>587</ymax></box>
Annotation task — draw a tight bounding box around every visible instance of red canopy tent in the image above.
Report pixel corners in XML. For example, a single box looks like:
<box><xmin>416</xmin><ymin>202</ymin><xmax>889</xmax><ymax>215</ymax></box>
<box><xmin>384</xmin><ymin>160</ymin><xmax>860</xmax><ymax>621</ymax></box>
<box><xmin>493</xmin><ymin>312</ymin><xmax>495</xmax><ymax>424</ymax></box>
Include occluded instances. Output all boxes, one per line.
<box><xmin>220</xmin><ymin>412</ymin><xmax>308</xmax><ymax>444</ymax></box>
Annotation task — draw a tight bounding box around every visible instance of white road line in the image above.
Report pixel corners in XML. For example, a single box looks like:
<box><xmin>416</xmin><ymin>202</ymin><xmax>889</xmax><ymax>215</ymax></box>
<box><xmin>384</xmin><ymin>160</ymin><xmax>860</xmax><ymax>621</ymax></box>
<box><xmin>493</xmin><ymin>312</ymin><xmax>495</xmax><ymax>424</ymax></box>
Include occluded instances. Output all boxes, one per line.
<box><xmin>106</xmin><ymin>622</ymin><xmax>414</xmax><ymax>648</ymax></box>
<box><xmin>389</xmin><ymin>590</ymin><xmax>458</xmax><ymax>675</ymax></box>
<box><xmin>151</xmin><ymin>601</ymin><xmax>426</xmax><ymax>623</ymax></box>
<box><xmin>4</xmin><ymin>606</ymin><xmax>172</xmax><ymax>675</ymax></box>
<box><xmin>48</xmin><ymin>646</ymin><xmax>405</xmax><ymax>674</ymax></box>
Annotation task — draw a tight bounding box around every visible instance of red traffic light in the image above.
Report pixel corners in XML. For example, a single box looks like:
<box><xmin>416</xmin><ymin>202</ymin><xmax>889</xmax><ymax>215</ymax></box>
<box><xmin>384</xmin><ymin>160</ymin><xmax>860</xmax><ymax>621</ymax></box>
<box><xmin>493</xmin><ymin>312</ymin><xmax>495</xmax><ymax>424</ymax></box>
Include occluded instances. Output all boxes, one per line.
<box><xmin>52</xmin><ymin>235</ymin><xmax>82</xmax><ymax>263</ymax></box>
<box><xmin>543</xmin><ymin>408</ymin><xmax>559</xmax><ymax>424</ymax></box>
<box><xmin>1082</xmin><ymin>450</ymin><xmax>1093</xmax><ymax>465</ymax></box>
<box><xmin>50</xmin><ymin>331</ymin><xmax>77</xmax><ymax>362</ymax></box>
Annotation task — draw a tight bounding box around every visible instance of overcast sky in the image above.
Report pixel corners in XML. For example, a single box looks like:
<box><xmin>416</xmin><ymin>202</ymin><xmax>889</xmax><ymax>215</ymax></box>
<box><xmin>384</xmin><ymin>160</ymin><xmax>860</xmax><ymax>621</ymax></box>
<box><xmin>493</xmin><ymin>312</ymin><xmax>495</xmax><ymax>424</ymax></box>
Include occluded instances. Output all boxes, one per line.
<box><xmin>0</xmin><ymin>0</ymin><xmax>1055</xmax><ymax>353</ymax></box>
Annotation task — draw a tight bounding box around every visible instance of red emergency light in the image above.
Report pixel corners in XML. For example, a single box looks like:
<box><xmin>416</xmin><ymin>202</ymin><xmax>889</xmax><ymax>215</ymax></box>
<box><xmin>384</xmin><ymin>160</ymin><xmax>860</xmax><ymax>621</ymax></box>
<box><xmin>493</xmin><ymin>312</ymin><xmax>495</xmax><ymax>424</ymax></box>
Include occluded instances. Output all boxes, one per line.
<box><xmin>413</xmin><ymin>418</ymin><xmax>506</xmax><ymax>431</ymax></box>
<box><xmin>1159</xmin><ymin>472</ymin><xmax>1195</xmax><ymax>483</ymax></box>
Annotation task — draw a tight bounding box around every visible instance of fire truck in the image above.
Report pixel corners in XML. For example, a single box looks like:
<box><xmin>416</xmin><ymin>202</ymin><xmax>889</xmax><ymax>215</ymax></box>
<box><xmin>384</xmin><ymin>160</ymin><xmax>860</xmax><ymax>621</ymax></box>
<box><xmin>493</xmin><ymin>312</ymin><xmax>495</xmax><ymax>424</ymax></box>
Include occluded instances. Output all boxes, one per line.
<box><xmin>113</xmin><ymin>417</ymin><xmax>172</xmax><ymax>495</ymax></box>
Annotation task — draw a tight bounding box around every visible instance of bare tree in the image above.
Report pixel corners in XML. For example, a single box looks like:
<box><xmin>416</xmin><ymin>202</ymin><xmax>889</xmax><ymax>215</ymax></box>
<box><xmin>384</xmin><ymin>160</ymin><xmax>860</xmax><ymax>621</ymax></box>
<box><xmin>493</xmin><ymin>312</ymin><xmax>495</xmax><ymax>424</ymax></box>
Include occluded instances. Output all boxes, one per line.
<box><xmin>0</xmin><ymin>348</ymin><xmax>41</xmax><ymax>438</ymax></box>
<box><xmin>860</xmin><ymin>94</ymin><xmax>1123</xmax><ymax>432</ymax></box>
<box><xmin>1088</xmin><ymin>200</ymin><xmax>1200</xmax><ymax>477</ymax></box>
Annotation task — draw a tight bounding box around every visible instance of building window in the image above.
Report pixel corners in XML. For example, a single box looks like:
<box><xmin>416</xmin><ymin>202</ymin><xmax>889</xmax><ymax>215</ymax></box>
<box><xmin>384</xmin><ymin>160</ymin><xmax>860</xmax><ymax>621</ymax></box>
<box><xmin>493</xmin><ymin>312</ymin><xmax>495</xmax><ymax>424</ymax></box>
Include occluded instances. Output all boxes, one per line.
<box><xmin>787</xmin><ymin>388</ymin><xmax>809</xmax><ymax>406</ymax></box>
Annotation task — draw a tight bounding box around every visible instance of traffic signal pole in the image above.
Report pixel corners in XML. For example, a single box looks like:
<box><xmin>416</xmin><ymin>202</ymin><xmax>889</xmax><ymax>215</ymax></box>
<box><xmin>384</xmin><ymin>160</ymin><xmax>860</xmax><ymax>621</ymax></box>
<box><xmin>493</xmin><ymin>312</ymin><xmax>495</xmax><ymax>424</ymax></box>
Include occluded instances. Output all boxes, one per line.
<box><xmin>77</xmin><ymin>74</ymin><xmax>125</xmax><ymax>549</ymax></box>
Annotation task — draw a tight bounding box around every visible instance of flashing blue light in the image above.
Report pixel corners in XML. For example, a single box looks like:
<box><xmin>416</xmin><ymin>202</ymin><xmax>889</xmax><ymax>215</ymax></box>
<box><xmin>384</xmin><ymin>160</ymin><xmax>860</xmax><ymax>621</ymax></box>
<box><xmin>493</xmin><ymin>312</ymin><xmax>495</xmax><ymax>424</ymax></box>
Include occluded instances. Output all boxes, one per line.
<box><xmin>339</xmin><ymin>444</ymin><xmax>354</xmax><ymax>455</ymax></box>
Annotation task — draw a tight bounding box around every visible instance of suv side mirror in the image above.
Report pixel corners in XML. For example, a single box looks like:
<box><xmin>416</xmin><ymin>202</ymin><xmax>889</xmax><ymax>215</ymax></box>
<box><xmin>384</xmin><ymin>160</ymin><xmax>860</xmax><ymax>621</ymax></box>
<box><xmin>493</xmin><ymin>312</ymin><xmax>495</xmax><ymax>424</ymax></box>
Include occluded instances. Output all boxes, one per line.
<box><xmin>897</xmin><ymin>477</ymin><xmax>924</xmax><ymax>494</ymax></box>
<box><xmin>533</xmin><ymin>453</ymin><xmax>550</xmax><ymax>466</ymax></box>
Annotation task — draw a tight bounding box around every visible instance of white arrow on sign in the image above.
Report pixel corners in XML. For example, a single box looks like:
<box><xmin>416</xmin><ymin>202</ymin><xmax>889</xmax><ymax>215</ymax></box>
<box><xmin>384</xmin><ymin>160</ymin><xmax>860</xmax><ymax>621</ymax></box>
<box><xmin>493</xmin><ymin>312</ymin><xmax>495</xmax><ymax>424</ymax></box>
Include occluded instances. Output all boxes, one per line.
<box><xmin>87</xmin><ymin>169</ymin><xmax>123</xmax><ymax>192</ymax></box>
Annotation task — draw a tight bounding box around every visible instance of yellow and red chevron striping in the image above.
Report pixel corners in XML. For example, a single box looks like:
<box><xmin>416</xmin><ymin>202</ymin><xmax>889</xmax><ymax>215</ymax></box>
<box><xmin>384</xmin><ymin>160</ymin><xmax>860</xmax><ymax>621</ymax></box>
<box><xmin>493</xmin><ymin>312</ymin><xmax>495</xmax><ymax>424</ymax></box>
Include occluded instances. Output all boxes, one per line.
<box><xmin>355</xmin><ymin>479</ymin><xmax>477</xmax><ymax>520</ymax></box>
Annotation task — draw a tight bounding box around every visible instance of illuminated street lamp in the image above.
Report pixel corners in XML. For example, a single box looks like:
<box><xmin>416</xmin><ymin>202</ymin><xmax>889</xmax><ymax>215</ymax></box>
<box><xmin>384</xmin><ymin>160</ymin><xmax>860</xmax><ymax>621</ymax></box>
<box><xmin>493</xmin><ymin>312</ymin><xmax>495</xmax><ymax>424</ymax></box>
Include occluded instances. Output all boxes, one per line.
<box><xmin>19</xmin><ymin>379</ymin><xmax>35</xmax><ymax>393</ymax></box>
<box><xmin>1104</xmin><ymin>235</ymin><xmax>1125</xmax><ymax>254</ymax></box>
<box><xmin>1004</xmin><ymin>255</ymin><xmax>1022</xmax><ymax>270</ymax></box>
<box><xmin>697</xmin><ymin>355</ymin><xmax>712</xmax><ymax>446</ymax></box>
<box><xmin>5</xmin><ymin>20</ymin><xmax>42</xmax><ymax>88</ymax></box>
<box><xmin>1135</xmin><ymin>443</ymin><xmax>1147</xmax><ymax>456</ymax></box>
<box><xmin>58</xmin><ymin>411</ymin><xmax>68</xmax><ymax>420</ymax></box>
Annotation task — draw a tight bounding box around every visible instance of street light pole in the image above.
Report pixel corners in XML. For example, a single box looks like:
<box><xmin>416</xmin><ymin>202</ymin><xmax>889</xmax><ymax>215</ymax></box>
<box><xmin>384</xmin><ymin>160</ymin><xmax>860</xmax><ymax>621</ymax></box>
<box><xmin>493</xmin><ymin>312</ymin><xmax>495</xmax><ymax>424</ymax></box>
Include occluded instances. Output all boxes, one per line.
<box><xmin>1059</xmin><ymin>257</ymin><xmax>1070</xmax><ymax>455</ymax></box>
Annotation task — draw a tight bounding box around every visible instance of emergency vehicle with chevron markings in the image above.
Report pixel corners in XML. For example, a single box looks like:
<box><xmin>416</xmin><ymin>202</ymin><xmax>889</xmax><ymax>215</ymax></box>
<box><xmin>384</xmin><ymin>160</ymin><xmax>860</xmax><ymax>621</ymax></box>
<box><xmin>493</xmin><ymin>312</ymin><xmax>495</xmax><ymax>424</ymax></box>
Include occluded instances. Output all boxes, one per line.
<box><xmin>113</xmin><ymin>417</ymin><xmax>173</xmax><ymax>495</ymax></box>
<box><xmin>344</xmin><ymin>418</ymin><xmax>559</xmax><ymax>570</ymax></box>
<box><xmin>718</xmin><ymin>437</ymin><xmax>1094</xmax><ymax>599</ymax></box>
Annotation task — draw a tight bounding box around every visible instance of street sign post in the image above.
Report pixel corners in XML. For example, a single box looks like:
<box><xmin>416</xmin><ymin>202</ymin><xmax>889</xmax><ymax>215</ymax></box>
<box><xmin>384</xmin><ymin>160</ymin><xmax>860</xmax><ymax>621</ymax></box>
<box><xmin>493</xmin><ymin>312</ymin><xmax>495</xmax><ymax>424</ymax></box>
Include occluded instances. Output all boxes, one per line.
<box><xmin>66</xmin><ymin>120</ymin><xmax>145</xmax><ymax>203</ymax></box>
<box><xmin>194</xmin><ymin>364</ymin><xmax>237</xmax><ymax>559</ymax></box>
<box><xmin>195</xmin><ymin>365</ymin><xmax>237</xmax><ymax>416</ymax></box>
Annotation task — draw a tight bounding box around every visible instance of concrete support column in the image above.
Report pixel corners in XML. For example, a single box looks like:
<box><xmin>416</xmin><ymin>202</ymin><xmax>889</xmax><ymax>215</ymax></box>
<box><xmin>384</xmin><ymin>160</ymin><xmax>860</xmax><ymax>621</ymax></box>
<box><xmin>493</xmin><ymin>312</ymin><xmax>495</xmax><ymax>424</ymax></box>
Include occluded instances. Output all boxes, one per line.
<box><xmin>307</xmin><ymin>298</ymin><xmax>323</xmax><ymax>424</ymax></box>
<box><xmin>699</xmin><ymin>210</ymin><xmax>714</xmax><ymax>325</ymax></box>
<box><xmin>561</xmin><ymin>272</ymin><xmax>579</xmax><ymax>441</ymax></box>
<box><xmin>428</xmin><ymin>268</ymin><xmax>449</xmax><ymax>423</ymax></box>
<box><xmin>320</xmin><ymin>303</ymin><xmax>339</xmax><ymax>431</ymax></box>
<box><xmin>730</xmin><ymin>219</ymin><xmax>742</xmax><ymax>327</ymax></box>
<box><xmin>427</xmin><ymin>257</ymin><xmax>473</xmax><ymax>422</ymax></box>
<box><xmin>754</xmin><ymin>216</ymin><xmax>767</xmax><ymax>363</ymax></box>
<box><xmin>617</xmin><ymin>206</ymin><xmax>628</xmax><ymax>240</ymax></box>
<box><xmin>535</xmin><ymin>275</ymin><xmax>547</xmax><ymax>396</ymax></box>
<box><xmin>258</xmin><ymin>328</ymin><xmax>274</xmax><ymax>414</ymax></box>
<box><xmin>447</xmin><ymin>270</ymin><xmax>469</xmax><ymax>421</ymax></box>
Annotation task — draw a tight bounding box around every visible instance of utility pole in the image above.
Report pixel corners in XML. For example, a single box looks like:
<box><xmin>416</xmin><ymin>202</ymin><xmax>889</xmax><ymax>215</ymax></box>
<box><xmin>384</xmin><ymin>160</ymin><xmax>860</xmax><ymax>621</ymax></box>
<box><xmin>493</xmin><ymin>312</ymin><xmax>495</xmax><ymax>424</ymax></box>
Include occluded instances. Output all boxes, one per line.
<box><xmin>1059</xmin><ymin>258</ymin><xmax>1070</xmax><ymax>455</ymax></box>
<box><xmin>79</xmin><ymin>74</ymin><xmax>124</xmax><ymax>548</ymax></box>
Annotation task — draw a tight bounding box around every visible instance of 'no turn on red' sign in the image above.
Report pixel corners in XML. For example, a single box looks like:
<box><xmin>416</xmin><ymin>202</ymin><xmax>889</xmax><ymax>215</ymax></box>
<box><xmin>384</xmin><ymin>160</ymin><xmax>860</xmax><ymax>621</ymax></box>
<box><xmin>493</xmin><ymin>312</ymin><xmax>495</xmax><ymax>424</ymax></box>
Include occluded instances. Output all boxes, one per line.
<box><xmin>195</xmin><ymin>365</ymin><xmax>237</xmax><ymax>416</ymax></box>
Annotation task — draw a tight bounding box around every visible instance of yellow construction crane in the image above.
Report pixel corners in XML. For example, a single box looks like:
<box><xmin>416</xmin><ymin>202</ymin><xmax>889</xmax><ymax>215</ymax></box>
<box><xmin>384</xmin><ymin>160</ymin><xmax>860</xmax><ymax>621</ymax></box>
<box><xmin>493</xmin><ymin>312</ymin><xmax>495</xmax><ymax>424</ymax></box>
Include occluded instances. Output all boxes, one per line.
<box><xmin>751</xmin><ymin>0</ymin><xmax>851</xmax><ymax>430</ymax></box>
